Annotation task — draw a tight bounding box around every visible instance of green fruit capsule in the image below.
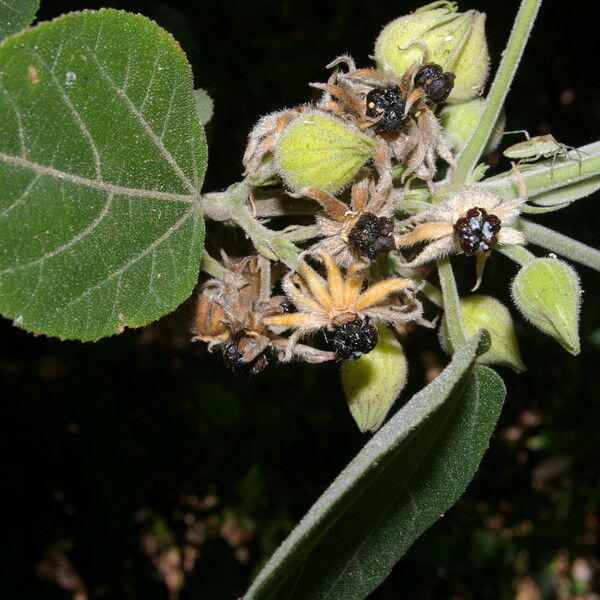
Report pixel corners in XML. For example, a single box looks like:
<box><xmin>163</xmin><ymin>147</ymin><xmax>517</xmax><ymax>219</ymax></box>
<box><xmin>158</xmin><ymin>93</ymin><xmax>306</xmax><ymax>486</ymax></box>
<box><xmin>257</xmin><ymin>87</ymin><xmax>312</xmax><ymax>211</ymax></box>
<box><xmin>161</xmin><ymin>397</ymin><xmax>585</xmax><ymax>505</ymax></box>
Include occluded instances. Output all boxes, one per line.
<box><xmin>440</xmin><ymin>295</ymin><xmax>525</xmax><ymax>372</ymax></box>
<box><xmin>274</xmin><ymin>111</ymin><xmax>377</xmax><ymax>193</ymax></box>
<box><xmin>439</xmin><ymin>98</ymin><xmax>505</xmax><ymax>154</ymax></box>
<box><xmin>341</xmin><ymin>324</ymin><xmax>407</xmax><ymax>433</ymax></box>
<box><xmin>374</xmin><ymin>2</ymin><xmax>489</xmax><ymax>104</ymax></box>
<box><xmin>511</xmin><ymin>258</ymin><xmax>582</xmax><ymax>355</ymax></box>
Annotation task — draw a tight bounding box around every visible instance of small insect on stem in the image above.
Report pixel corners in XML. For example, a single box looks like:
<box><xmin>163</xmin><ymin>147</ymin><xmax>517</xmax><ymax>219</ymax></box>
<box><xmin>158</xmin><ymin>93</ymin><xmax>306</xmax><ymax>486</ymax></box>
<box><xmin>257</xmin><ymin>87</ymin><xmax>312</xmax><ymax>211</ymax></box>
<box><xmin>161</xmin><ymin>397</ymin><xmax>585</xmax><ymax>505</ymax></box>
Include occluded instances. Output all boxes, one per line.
<box><xmin>502</xmin><ymin>130</ymin><xmax>584</xmax><ymax>173</ymax></box>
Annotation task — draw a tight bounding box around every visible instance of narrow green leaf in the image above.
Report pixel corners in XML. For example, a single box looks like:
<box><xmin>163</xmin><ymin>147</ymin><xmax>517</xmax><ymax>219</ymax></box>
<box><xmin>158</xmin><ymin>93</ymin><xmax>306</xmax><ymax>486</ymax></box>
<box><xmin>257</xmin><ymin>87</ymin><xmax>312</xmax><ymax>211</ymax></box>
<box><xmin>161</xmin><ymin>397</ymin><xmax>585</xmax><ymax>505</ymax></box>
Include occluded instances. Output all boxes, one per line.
<box><xmin>523</xmin><ymin>175</ymin><xmax>600</xmax><ymax>212</ymax></box>
<box><xmin>0</xmin><ymin>10</ymin><xmax>207</xmax><ymax>340</ymax></box>
<box><xmin>246</xmin><ymin>336</ymin><xmax>505</xmax><ymax>600</ymax></box>
<box><xmin>480</xmin><ymin>141</ymin><xmax>600</xmax><ymax>202</ymax></box>
<box><xmin>0</xmin><ymin>0</ymin><xmax>39</xmax><ymax>41</ymax></box>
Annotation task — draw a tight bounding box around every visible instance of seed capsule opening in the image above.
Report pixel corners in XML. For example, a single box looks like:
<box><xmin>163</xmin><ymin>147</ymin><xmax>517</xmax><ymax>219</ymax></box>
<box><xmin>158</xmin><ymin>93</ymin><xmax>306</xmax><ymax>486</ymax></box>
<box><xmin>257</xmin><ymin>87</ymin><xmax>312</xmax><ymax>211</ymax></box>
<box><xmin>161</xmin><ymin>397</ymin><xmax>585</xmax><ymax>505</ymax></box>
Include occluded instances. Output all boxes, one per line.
<box><xmin>366</xmin><ymin>86</ymin><xmax>407</xmax><ymax>133</ymax></box>
<box><xmin>348</xmin><ymin>212</ymin><xmax>395</xmax><ymax>260</ymax></box>
<box><xmin>332</xmin><ymin>318</ymin><xmax>378</xmax><ymax>360</ymax></box>
<box><xmin>453</xmin><ymin>207</ymin><xmax>501</xmax><ymax>255</ymax></box>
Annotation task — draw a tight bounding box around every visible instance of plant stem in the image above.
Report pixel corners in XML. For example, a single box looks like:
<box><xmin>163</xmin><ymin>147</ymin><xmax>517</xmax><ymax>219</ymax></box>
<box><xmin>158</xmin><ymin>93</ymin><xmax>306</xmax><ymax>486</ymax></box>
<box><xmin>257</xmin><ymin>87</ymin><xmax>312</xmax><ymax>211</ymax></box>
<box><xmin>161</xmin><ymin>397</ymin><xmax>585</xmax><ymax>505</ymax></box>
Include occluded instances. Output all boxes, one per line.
<box><xmin>202</xmin><ymin>182</ymin><xmax>301</xmax><ymax>268</ymax></box>
<box><xmin>437</xmin><ymin>257</ymin><xmax>466</xmax><ymax>349</ymax></box>
<box><xmin>282</xmin><ymin>224</ymin><xmax>322</xmax><ymax>243</ymax></box>
<box><xmin>200</xmin><ymin>253</ymin><xmax>228</xmax><ymax>278</ymax></box>
<box><xmin>480</xmin><ymin>141</ymin><xmax>600</xmax><ymax>201</ymax></box>
<box><xmin>518</xmin><ymin>219</ymin><xmax>600</xmax><ymax>272</ymax></box>
<box><xmin>497</xmin><ymin>244</ymin><xmax>536</xmax><ymax>266</ymax></box>
<box><xmin>449</xmin><ymin>0</ymin><xmax>543</xmax><ymax>186</ymax></box>
<box><xmin>395</xmin><ymin>266</ymin><xmax>443</xmax><ymax>307</ymax></box>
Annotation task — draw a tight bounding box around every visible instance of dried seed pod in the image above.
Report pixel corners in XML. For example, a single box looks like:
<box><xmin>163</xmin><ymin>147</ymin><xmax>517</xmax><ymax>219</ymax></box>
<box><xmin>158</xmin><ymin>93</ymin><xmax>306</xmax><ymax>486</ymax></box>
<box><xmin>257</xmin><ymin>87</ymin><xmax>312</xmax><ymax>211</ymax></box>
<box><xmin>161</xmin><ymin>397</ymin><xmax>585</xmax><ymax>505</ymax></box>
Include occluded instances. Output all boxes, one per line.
<box><xmin>222</xmin><ymin>335</ymin><xmax>269</xmax><ymax>375</ymax></box>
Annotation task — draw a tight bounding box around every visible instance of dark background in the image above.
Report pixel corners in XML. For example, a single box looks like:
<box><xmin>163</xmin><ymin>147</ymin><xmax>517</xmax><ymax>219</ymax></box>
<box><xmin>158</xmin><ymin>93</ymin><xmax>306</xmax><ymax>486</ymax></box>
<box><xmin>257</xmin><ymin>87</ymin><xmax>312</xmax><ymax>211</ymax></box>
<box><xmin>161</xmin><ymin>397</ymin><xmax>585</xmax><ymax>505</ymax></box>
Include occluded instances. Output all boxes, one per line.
<box><xmin>2</xmin><ymin>0</ymin><xmax>599</xmax><ymax>598</ymax></box>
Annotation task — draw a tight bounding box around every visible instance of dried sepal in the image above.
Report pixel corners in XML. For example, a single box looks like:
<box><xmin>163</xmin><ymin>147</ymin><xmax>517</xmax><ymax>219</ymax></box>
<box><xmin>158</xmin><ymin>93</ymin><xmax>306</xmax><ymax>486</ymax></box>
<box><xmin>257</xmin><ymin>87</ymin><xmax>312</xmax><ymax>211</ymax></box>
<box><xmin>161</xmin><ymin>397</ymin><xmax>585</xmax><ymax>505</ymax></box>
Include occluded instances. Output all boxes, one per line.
<box><xmin>192</xmin><ymin>254</ymin><xmax>335</xmax><ymax>371</ymax></box>
<box><xmin>264</xmin><ymin>252</ymin><xmax>424</xmax><ymax>360</ymax></box>
<box><xmin>312</xmin><ymin>55</ymin><xmax>455</xmax><ymax>187</ymax></box>
<box><xmin>397</xmin><ymin>181</ymin><xmax>527</xmax><ymax>289</ymax></box>
<box><xmin>303</xmin><ymin>177</ymin><xmax>396</xmax><ymax>267</ymax></box>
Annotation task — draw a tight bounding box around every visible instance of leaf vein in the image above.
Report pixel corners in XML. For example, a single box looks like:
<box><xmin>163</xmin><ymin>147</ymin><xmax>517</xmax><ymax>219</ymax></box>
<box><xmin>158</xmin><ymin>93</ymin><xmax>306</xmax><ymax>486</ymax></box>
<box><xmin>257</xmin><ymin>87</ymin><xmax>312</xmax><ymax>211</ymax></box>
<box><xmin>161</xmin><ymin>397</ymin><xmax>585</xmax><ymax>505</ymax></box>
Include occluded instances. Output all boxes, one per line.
<box><xmin>85</xmin><ymin>45</ymin><xmax>197</xmax><ymax>194</ymax></box>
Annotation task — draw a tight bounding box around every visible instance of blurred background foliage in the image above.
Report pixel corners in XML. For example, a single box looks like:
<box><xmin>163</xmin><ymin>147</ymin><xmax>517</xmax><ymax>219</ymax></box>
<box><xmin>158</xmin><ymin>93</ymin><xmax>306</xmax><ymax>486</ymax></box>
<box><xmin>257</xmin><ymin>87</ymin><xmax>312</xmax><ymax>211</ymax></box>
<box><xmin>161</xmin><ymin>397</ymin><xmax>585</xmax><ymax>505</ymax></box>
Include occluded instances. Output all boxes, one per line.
<box><xmin>1</xmin><ymin>0</ymin><xmax>599</xmax><ymax>598</ymax></box>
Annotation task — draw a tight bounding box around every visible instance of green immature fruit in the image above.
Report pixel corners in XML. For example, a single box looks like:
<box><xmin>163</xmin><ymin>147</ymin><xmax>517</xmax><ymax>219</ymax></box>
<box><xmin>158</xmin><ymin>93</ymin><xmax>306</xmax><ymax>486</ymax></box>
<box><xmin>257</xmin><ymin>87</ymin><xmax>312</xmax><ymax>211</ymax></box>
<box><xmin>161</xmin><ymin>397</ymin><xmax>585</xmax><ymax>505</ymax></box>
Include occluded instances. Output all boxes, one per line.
<box><xmin>440</xmin><ymin>295</ymin><xmax>525</xmax><ymax>372</ymax></box>
<box><xmin>341</xmin><ymin>325</ymin><xmax>408</xmax><ymax>433</ymax></box>
<box><xmin>274</xmin><ymin>111</ymin><xmax>377</xmax><ymax>193</ymax></box>
<box><xmin>374</xmin><ymin>2</ymin><xmax>489</xmax><ymax>104</ymax></box>
<box><xmin>511</xmin><ymin>258</ymin><xmax>582</xmax><ymax>355</ymax></box>
<box><xmin>440</xmin><ymin>98</ymin><xmax>505</xmax><ymax>154</ymax></box>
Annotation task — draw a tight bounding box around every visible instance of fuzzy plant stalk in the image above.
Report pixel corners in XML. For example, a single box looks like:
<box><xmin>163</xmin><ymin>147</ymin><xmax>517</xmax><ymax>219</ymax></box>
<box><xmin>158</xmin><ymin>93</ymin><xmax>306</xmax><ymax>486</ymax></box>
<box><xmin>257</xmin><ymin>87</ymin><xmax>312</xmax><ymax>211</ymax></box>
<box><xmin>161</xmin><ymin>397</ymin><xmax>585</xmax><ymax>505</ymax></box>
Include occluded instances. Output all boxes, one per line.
<box><xmin>0</xmin><ymin>0</ymin><xmax>598</xmax><ymax>597</ymax></box>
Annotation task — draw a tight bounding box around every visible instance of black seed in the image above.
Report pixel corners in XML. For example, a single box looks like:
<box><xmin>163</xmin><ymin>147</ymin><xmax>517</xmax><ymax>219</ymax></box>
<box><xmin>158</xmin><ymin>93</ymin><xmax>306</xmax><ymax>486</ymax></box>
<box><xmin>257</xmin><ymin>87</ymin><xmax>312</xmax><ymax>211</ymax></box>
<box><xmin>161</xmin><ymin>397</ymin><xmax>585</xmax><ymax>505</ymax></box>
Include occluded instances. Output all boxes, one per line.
<box><xmin>222</xmin><ymin>336</ymin><xmax>268</xmax><ymax>375</ymax></box>
<box><xmin>453</xmin><ymin>207</ymin><xmax>502</xmax><ymax>255</ymax></box>
<box><xmin>348</xmin><ymin>212</ymin><xmax>395</xmax><ymax>260</ymax></box>
<box><xmin>280</xmin><ymin>299</ymin><xmax>295</xmax><ymax>314</ymax></box>
<box><xmin>366</xmin><ymin>86</ymin><xmax>406</xmax><ymax>133</ymax></box>
<box><xmin>414</xmin><ymin>63</ymin><xmax>455</xmax><ymax>105</ymax></box>
<box><xmin>332</xmin><ymin>318</ymin><xmax>378</xmax><ymax>360</ymax></box>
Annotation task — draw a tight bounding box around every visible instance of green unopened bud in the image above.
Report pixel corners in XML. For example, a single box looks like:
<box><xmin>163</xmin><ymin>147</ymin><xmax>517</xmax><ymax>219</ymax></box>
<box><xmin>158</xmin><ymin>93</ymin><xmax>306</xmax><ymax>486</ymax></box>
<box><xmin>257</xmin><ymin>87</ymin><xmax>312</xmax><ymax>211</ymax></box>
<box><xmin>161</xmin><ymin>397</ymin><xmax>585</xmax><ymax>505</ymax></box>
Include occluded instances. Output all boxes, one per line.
<box><xmin>511</xmin><ymin>258</ymin><xmax>582</xmax><ymax>355</ymax></box>
<box><xmin>274</xmin><ymin>111</ymin><xmax>376</xmax><ymax>193</ymax></box>
<box><xmin>440</xmin><ymin>99</ymin><xmax>505</xmax><ymax>153</ymax></box>
<box><xmin>341</xmin><ymin>325</ymin><xmax>407</xmax><ymax>433</ymax></box>
<box><xmin>194</xmin><ymin>88</ymin><xmax>214</xmax><ymax>126</ymax></box>
<box><xmin>374</xmin><ymin>2</ymin><xmax>489</xmax><ymax>103</ymax></box>
<box><xmin>439</xmin><ymin>295</ymin><xmax>525</xmax><ymax>371</ymax></box>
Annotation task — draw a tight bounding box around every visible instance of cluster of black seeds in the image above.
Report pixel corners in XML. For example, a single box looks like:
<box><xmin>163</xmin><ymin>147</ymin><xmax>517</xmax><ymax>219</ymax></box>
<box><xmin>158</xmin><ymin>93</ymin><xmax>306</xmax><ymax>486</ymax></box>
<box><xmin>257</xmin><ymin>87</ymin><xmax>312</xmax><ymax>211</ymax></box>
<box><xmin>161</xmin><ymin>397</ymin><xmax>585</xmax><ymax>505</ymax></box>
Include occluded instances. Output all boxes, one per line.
<box><xmin>332</xmin><ymin>318</ymin><xmax>378</xmax><ymax>360</ymax></box>
<box><xmin>348</xmin><ymin>212</ymin><xmax>395</xmax><ymax>260</ymax></box>
<box><xmin>453</xmin><ymin>207</ymin><xmax>502</xmax><ymax>255</ymax></box>
<box><xmin>414</xmin><ymin>63</ymin><xmax>455</xmax><ymax>105</ymax></box>
<box><xmin>366</xmin><ymin>86</ymin><xmax>406</xmax><ymax>133</ymax></box>
<box><xmin>222</xmin><ymin>335</ymin><xmax>268</xmax><ymax>375</ymax></box>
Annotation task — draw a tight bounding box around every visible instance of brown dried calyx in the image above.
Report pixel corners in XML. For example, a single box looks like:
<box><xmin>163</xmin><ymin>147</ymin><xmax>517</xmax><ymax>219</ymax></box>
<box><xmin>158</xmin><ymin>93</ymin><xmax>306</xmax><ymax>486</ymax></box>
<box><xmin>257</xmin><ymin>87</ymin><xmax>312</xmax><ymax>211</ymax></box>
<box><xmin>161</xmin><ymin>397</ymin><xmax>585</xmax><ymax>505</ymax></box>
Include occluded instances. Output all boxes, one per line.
<box><xmin>192</xmin><ymin>254</ymin><xmax>334</xmax><ymax>372</ymax></box>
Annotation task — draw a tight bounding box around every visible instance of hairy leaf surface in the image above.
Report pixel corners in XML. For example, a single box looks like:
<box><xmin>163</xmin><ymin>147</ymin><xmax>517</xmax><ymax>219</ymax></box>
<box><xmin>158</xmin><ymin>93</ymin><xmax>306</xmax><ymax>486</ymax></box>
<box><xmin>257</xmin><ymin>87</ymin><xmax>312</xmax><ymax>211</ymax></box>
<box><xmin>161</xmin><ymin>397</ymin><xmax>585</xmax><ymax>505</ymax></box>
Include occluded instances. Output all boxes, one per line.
<box><xmin>246</xmin><ymin>335</ymin><xmax>505</xmax><ymax>599</ymax></box>
<box><xmin>0</xmin><ymin>0</ymin><xmax>39</xmax><ymax>40</ymax></box>
<box><xmin>0</xmin><ymin>10</ymin><xmax>207</xmax><ymax>340</ymax></box>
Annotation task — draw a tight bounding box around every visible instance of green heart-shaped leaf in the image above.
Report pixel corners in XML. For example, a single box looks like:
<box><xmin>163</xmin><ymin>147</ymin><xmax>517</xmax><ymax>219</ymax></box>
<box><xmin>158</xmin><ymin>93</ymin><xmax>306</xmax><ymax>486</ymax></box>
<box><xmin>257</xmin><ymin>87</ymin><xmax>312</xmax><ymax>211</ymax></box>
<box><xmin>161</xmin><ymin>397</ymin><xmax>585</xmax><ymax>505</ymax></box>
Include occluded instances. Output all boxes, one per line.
<box><xmin>0</xmin><ymin>0</ymin><xmax>39</xmax><ymax>41</ymax></box>
<box><xmin>0</xmin><ymin>10</ymin><xmax>207</xmax><ymax>340</ymax></box>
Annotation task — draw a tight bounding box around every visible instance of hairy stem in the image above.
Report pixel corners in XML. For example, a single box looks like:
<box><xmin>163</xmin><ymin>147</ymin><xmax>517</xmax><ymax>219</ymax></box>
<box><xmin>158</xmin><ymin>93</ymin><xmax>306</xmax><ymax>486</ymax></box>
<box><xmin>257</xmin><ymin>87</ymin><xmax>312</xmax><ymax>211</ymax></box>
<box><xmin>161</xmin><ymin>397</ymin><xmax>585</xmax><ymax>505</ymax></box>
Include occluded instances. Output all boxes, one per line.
<box><xmin>519</xmin><ymin>219</ymin><xmax>600</xmax><ymax>272</ymax></box>
<box><xmin>497</xmin><ymin>244</ymin><xmax>536</xmax><ymax>266</ymax></box>
<box><xmin>283</xmin><ymin>224</ymin><xmax>322</xmax><ymax>243</ymax></box>
<box><xmin>448</xmin><ymin>0</ymin><xmax>543</xmax><ymax>186</ymax></box>
<box><xmin>437</xmin><ymin>257</ymin><xmax>466</xmax><ymax>349</ymax></box>
<box><xmin>480</xmin><ymin>141</ymin><xmax>600</xmax><ymax>202</ymax></box>
<box><xmin>200</xmin><ymin>253</ymin><xmax>229</xmax><ymax>278</ymax></box>
<box><xmin>202</xmin><ymin>182</ymin><xmax>301</xmax><ymax>268</ymax></box>
<box><xmin>395</xmin><ymin>266</ymin><xmax>443</xmax><ymax>307</ymax></box>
